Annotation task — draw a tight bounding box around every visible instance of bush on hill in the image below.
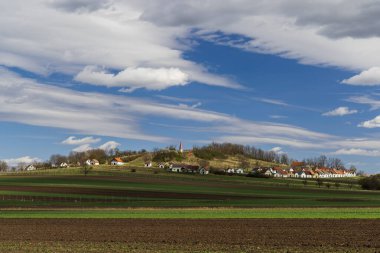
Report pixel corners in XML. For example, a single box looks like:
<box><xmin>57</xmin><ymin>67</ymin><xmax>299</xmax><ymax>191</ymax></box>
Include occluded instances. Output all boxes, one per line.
<box><xmin>359</xmin><ymin>175</ymin><xmax>380</xmax><ymax>190</ymax></box>
<box><xmin>152</xmin><ymin>150</ymin><xmax>183</xmax><ymax>162</ymax></box>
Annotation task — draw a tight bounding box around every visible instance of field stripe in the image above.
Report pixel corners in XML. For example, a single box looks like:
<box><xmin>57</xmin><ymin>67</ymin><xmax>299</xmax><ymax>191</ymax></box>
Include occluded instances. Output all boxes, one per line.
<box><xmin>0</xmin><ymin>208</ymin><xmax>379</xmax><ymax>219</ymax></box>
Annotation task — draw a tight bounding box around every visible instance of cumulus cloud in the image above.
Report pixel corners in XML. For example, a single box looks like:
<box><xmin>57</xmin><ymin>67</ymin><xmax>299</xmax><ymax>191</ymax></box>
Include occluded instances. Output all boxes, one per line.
<box><xmin>342</xmin><ymin>67</ymin><xmax>380</xmax><ymax>86</ymax></box>
<box><xmin>62</xmin><ymin>136</ymin><xmax>101</xmax><ymax>145</ymax></box>
<box><xmin>75</xmin><ymin>66</ymin><xmax>189</xmax><ymax>91</ymax></box>
<box><xmin>322</xmin><ymin>107</ymin><xmax>358</xmax><ymax>116</ymax></box>
<box><xmin>333</xmin><ymin>148</ymin><xmax>380</xmax><ymax>157</ymax></box>
<box><xmin>358</xmin><ymin>116</ymin><xmax>380</xmax><ymax>128</ymax></box>
<box><xmin>4</xmin><ymin>156</ymin><xmax>42</xmax><ymax>167</ymax></box>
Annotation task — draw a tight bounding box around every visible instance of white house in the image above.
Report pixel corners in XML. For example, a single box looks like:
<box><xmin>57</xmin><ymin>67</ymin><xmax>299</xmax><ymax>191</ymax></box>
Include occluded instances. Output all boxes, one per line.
<box><xmin>86</xmin><ymin>159</ymin><xmax>100</xmax><ymax>166</ymax></box>
<box><xmin>60</xmin><ymin>163</ymin><xmax>69</xmax><ymax>168</ymax></box>
<box><xmin>25</xmin><ymin>165</ymin><xmax>36</xmax><ymax>171</ymax></box>
<box><xmin>226</xmin><ymin>168</ymin><xmax>235</xmax><ymax>174</ymax></box>
<box><xmin>235</xmin><ymin>168</ymin><xmax>245</xmax><ymax>174</ymax></box>
<box><xmin>168</xmin><ymin>164</ymin><xmax>183</xmax><ymax>173</ymax></box>
<box><xmin>199</xmin><ymin>168</ymin><xmax>209</xmax><ymax>175</ymax></box>
<box><xmin>111</xmin><ymin>158</ymin><xmax>124</xmax><ymax>166</ymax></box>
<box><xmin>144</xmin><ymin>162</ymin><xmax>152</xmax><ymax>167</ymax></box>
<box><xmin>158</xmin><ymin>163</ymin><xmax>165</xmax><ymax>169</ymax></box>
<box><xmin>264</xmin><ymin>169</ymin><xmax>274</xmax><ymax>177</ymax></box>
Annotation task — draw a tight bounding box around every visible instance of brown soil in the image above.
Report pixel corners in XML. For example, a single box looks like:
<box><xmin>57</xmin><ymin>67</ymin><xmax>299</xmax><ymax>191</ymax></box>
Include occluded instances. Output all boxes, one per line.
<box><xmin>0</xmin><ymin>219</ymin><xmax>378</xmax><ymax>252</ymax></box>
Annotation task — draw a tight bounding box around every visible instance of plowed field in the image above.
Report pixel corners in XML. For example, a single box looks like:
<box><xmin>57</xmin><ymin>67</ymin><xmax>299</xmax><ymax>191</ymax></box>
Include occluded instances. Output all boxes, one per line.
<box><xmin>0</xmin><ymin>219</ymin><xmax>378</xmax><ymax>252</ymax></box>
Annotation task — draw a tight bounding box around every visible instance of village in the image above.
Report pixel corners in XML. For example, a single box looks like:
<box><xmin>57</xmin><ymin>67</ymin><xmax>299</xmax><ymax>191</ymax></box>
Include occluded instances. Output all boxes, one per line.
<box><xmin>23</xmin><ymin>159</ymin><xmax>357</xmax><ymax>178</ymax></box>
<box><xmin>17</xmin><ymin>142</ymin><xmax>357</xmax><ymax>179</ymax></box>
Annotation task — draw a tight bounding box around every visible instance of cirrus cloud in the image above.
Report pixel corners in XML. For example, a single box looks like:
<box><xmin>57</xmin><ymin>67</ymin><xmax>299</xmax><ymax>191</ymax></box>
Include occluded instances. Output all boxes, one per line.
<box><xmin>62</xmin><ymin>136</ymin><xmax>101</xmax><ymax>145</ymax></box>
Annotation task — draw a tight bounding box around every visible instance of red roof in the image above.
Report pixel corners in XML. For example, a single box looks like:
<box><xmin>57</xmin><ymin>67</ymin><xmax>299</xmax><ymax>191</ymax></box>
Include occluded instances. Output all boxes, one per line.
<box><xmin>291</xmin><ymin>161</ymin><xmax>305</xmax><ymax>167</ymax></box>
<box><xmin>114</xmin><ymin>157</ymin><xmax>123</xmax><ymax>163</ymax></box>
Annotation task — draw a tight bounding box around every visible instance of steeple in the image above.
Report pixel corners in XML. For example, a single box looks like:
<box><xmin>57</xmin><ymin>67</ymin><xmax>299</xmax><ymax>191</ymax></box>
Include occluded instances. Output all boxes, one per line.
<box><xmin>179</xmin><ymin>142</ymin><xmax>183</xmax><ymax>153</ymax></box>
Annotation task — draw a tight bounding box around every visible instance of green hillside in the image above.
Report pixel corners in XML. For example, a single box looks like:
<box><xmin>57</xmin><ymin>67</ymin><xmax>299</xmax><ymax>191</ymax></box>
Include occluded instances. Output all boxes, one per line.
<box><xmin>122</xmin><ymin>151</ymin><xmax>283</xmax><ymax>169</ymax></box>
<box><xmin>0</xmin><ymin>167</ymin><xmax>377</xmax><ymax>209</ymax></box>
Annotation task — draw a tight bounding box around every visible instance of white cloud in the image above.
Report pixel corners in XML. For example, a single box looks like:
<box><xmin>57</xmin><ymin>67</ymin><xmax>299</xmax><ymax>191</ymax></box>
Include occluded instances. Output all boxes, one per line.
<box><xmin>75</xmin><ymin>66</ymin><xmax>189</xmax><ymax>91</ymax></box>
<box><xmin>3</xmin><ymin>0</ymin><xmax>380</xmax><ymax>92</ymax></box>
<box><xmin>0</xmin><ymin>0</ymin><xmax>240</xmax><ymax>90</ymax></box>
<box><xmin>72</xmin><ymin>144</ymin><xmax>92</xmax><ymax>153</ymax></box>
<box><xmin>72</xmin><ymin>141</ymin><xmax>121</xmax><ymax>152</ymax></box>
<box><xmin>358</xmin><ymin>116</ymin><xmax>380</xmax><ymax>128</ymax></box>
<box><xmin>342</xmin><ymin>67</ymin><xmax>380</xmax><ymax>86</ymax></box>
<box><xmin>98</xmin><ymin>141</ymin><xmax>121</xmax><ymax>151</ymax></box>
<box><xmin>346</xmin><ymin>96</ymin><xmax>380</xmax><ymax>110</ymax></box>
<box><xmin>322</xmin><ymin>107</ymin><xmax>358</xmax><ymax>116</ymax></box>
<box><xmin>62</xmin><ymin>136</ymin><xmax>101</xmax><ymax>145</ymax></box>
<box><xmin>3</xmin><ymin>68</ymin><xmax>380</xmax><ymax>155</ymax></box>
<box><xmin>269</xmin><ymin>115</ymin><xmax>287</xmax><ymax>119</ymax></box>
<box><xmin>333</xmin><ymin>148</ymin><xmax>380</xmax><ymax>157</ymax></box>
<box><xmin>254</xmin><ymin>98</ymin><xmax>289</xmax><ymax>107</ymax></box>
<box><xmin>4</xmin><ymin>156</ymin><xmax>41</xmax><ymax>167</ymax></box>
<box><xmin>270</xmin><ymin>147</ymin><xmax>285</xmax><ymax>154</ymax></box>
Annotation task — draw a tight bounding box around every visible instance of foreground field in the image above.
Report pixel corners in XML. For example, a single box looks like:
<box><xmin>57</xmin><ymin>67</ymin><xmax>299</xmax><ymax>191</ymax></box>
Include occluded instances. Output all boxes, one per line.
<box><xmin>0</xmin><ymin>169</ymin><xmax>378</xmax><ymax>208</ymax></box>
<box><xmin>0</xmin><ymin>208</ymin><xmax>379</xmax><ymax>219</ymax></box>
<box><xmin>0</xmin><ymin>218</ymin><xmax>378</xmax><ymax>253</ymax></box>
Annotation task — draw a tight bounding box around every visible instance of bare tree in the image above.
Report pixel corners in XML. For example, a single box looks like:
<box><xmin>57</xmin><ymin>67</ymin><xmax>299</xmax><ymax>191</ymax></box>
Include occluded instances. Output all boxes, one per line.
<box><xmin>80</xmin><ymin>164</ymin><xmax>92</xmax><ymax>176</ymax></box>
<box><xmin>0</xmin><ymin>161</ymin><xmax>8</xmax><ymax>172</ymax></box>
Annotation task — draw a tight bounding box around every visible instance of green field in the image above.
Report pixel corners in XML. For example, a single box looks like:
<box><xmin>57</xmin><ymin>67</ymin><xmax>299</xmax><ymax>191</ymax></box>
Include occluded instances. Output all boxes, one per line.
<box><xmin>0</xmin><ymin>167</ymin><xmax>379</xmax><ymax>212</ymax></box>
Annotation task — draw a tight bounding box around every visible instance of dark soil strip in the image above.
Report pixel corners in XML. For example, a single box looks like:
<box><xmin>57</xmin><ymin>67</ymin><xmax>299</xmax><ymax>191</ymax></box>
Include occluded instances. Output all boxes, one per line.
<box><xmin>0</xmin><ymin>219</ymin><xmax>378</xmax><ymax>250</ymax></box>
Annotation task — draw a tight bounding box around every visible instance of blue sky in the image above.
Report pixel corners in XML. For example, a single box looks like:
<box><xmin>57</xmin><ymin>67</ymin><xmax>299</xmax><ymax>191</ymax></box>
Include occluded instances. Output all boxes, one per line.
<box><xmin>1</xmin><ymin>0</ymin><xmax>380</xmax><ymax>173</ymax></box>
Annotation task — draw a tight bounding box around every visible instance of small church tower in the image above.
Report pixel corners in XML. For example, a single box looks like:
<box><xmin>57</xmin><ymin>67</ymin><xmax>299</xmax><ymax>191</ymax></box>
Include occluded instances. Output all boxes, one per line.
<box><xmin>179</xmin><ymin>142</ymin><xmax>183</xmax><ymax>153</ymax></box>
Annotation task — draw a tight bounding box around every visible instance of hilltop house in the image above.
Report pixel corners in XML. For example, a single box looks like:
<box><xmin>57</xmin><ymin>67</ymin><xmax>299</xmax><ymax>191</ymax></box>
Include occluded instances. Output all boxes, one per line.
<box><xmin>168</xmin><ymin>164</ymin><xmax>208</xmax><ymax>175</ymax></box>
<box><xmin>86</xmin><ymin>159</ymin><xmax>99</xmax><ymax>166</ymax></box>
<box><xmin>60</xmin><ymin>162</ymin><xmax>69</xmax><ymax>168</ymax></box>
<box><xmin>144</xmin><ymin>162</ymin><xmax>152</xmax><ymax>167</ymax></box>
<box><xmin>25</xmin><ymin>164</ymin><xmax>36</xmax><ymax>171</ymax></box>
<box><xmin>199</xmin><ymin>167</ymin><xmax>209</xmax><ymax>175</ymax></box>
<box><xmin>111</xmin><ymin>157</ymin><xmax>124</xmax><ymax>166</ymax></box>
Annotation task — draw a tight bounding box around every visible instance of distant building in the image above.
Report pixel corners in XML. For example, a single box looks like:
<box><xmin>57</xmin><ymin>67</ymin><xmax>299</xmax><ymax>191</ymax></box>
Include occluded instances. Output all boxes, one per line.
<box><xmin>25</xmin><ymin>165</ymin><xmax>36</xmax><ymax>171</ymax></box>
<box><xmin>111</xmin><ymin>157</ymin><xmax>124</xmax><ymax>166</ymax></box>
<box><xmin>60</xmin><ymin>162</ymin><xmax>69</xmax><ymax>168</ymax></box>
<box><xmin>86</xmin><ymin>159</ymin><xmax>99</xmax><ymax>166</ymax></box>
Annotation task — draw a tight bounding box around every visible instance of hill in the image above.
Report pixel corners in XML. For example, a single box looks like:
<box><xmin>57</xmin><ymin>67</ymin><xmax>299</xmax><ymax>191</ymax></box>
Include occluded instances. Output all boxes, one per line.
<box><xmin>123</xmin><ymin>150</ymin><xmax>283</xmax><ymax>169</ymax></box>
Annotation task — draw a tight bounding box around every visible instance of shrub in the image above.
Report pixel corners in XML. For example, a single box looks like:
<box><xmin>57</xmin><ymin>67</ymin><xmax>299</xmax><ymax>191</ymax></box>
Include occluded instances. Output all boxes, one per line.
<box><xmin>246</xmin><ymin>172</ymin><xmax>270</xmax><ymax>178</ymax></box>
<box><xmin>359</xmin><ymin>175</ymin><xmax>380</xmax><ymax>190</ymax></box>
<box><xmin>153</xmin><ymin>150</ymin><xmax>183</xmax><ymax>162</ymax></box>
<box><xmin>130</xmin><ymin>168</ymin><xmax>136</xmax><ymax>173</ymax></box>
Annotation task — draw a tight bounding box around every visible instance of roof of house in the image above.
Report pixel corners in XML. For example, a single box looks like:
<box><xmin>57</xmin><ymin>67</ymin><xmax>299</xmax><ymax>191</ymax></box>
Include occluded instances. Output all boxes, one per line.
<box><xmin>291</xmin><ymin>161</ymin><xmax>305</xmax><ymax>167</ymax></box>
<box><xmin>277</xmin><ymin>170</ymin><xmax>288</xmax><ymax>175</ymax></box>
<box><xmin>113</xmin><ymin>157</ymin><xmax>123</xmax><ymax>163</ymax></box>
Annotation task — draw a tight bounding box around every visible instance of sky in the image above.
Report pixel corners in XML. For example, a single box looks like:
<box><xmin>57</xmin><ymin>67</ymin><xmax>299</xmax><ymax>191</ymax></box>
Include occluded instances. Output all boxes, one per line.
<box><xmin>1</xmin><ymin>0</ymin><xmax>380</xmax><ymax>173</ymax></box>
